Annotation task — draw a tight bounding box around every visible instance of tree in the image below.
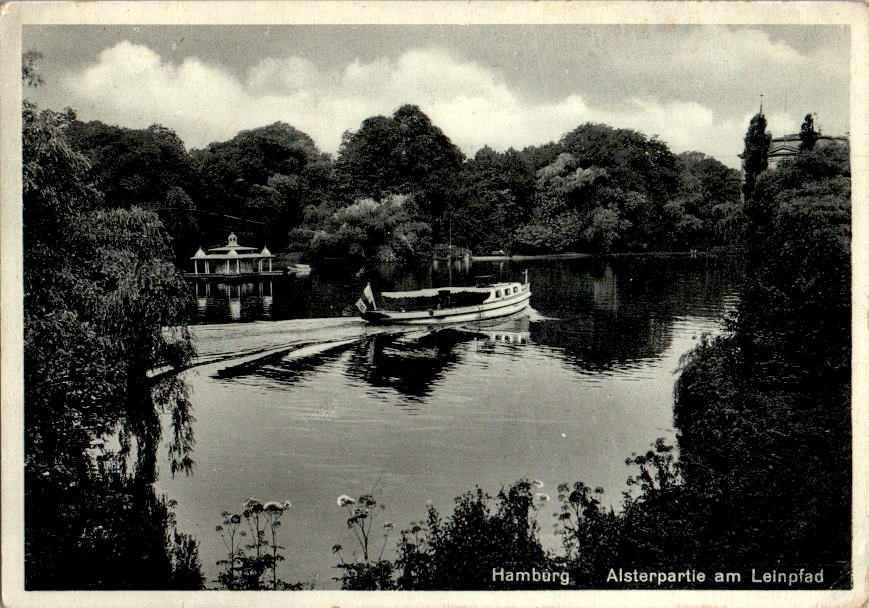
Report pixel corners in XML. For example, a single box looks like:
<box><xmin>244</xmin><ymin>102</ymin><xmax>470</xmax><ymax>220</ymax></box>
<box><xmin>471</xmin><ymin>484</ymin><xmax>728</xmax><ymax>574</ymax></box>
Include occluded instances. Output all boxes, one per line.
<box><xmin>192</xmin><ymin>122</ymin><xmax>324</xmax><ymax>249</ymax></box>
<box><xmin>64</xmin><ymin>120</ymin><xmax>200</xmax><ymax>261</ymax></box>
<box><xmin>559</xmin><ymin>123</ymin><xmax>681</xmax><ymax>209</ymax></box>
<box><xmin>519</xmin><ymin>141</ymin><xmax>563</xmax><ymax>171</ymax></box>
<box><xmin>740</xmin><ymin>111</ymin><xmax>771</xmax><ymax>204</ymax></box>
<box><xmin>515</xmin><ymin>148</ymin><xmax>658</xmax><ymax>253</ymax></box>
<box><xmin>671</xmin><ymin>141</ymin><xmax>851</xmax><ymax>573</ymax></box>
<box><xmin>514</xmin><ymin>196</ymin><xmax>584</xmax><ymax>253</ymax></box>
<box><xmin>799</xmin><ymin>113</ymin><xmax>818</xmax><ymax>152</ymax></box>
<box><xmin>514</xmin><ymin>123</ymin><xmax>691</xmax><ymax>253</ymax></box>
<box><xmin>674</xmin><ymin>152</ymin><xmax>743</xmax><ymax>247</ymax></box>
<box><xmin>740</xmin><ymin>143</ymin><xmax>850</xmax><ymax>383</ymax></box>
<box><xmin>514</xmin><ymin>153</ymin><xmax>590</xmax><ymax>253</ymax></box>
<box><xmin>154</xmin><ymin>186</ymin><xmax>200</xmax><ymax>260</ymax></box>
<box><xmin>294</xmin><ymin>194</ymin><xmax>432</xmax><ymax>263</ymax></box>
<box><xmin>452</xmin><ymin>147</ymin><xmax>536</xmax><ymax>252</ymax></box>
<box><xmin>678</xmin><ymin>153</ymin><xmax>742</xmax><ymax>213</ymax></box>
<box><xmin>334</xmin><ymin>105</ymin><xmax>465</xmax><ymax>238</ymax></box>
<box><xmin>23</xmin><ymin>55</ymin><xmax>202</xmax><ymax>588</ymax></box>
<box><xmin>65</xmin><ymin>122</ymin><xmax>197</xmax><ymax>212</ymax></box>
<box><xmin>25</xmin><ymin>113</ymin><xmax>196</xmax><ymax>480</ymax></box>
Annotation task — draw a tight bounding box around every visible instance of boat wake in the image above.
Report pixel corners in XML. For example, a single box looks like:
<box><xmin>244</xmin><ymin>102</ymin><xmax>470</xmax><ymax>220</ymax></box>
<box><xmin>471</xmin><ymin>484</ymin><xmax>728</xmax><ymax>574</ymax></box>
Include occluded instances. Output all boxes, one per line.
<box><xmin>527</xmin><ymin>307</ymin><xmax>559</xmax><ymax>322</ymax></box>
<box><xmin>181</xmin><ymin>316</ymin><xmax>423</xmax><ymax>376</ymax></box>
<box><xmin>179</xmin><ymin>307</ymin><xmax>550</xmax><ymax>380</ymax></box>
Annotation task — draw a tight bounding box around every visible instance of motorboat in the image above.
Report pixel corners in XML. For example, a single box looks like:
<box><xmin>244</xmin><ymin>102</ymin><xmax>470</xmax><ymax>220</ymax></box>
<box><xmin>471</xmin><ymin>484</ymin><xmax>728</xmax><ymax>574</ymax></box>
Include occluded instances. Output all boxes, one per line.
<box><xmin>355</xmin><ymin>273</ymin><xmax>531</xmax><ymax>325</ymax></box>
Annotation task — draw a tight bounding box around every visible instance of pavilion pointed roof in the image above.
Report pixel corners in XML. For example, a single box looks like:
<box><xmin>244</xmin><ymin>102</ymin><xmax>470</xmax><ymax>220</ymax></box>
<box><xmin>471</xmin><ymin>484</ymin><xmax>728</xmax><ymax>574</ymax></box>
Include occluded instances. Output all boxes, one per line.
<box><xmin>206</xmin><ymin>232</ymin><xmax>258</xmax><ymax>254</ymax></box>
<box><xmin>190</xmin><ymin>233</ymin><xmax>274</xmax><ymax>260</ymax></box>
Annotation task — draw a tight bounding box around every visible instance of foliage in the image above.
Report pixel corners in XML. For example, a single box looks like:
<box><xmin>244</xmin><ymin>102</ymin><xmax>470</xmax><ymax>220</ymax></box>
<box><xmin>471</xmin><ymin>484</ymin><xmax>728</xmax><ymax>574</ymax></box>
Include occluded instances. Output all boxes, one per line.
<box><xmin>551</xmin><ymin>440</ymin><xmax>707</xmax><ymax>587</ymax></box>
<box><xmin>741</xmin><ymin>111</ymin><xmax>772</xmax><ymax>203</ymax></box>
<box><xmin>294</xmin><ymin>194</ymin><xmax>432</xmax><ymax>263</ymax></box>
<box><xmin>334</xmin><ymin>104</ymin><xmax>465</xmax><ymax>239</ymax></box>
<box><xmin>332</xmin><ymin>493</ymin><xmax>396</xmax><ymax>589</ymax></box>
<box><xmin>452</xmin><ymin>146</ymin><xmax>536</xmax><ymax>253</ymax></box>
<box><xmin>25</xmin><ymin>458</ymin><xmax>205</xmax><ymax>590</ymax></box>
<box><xmin>23</xmin><ymin>59</ymin><xmax>202</xmax><ymax>588</ymax></box>
<box><xmin>22</xmin><ymin>50</ymin><xmax>44</xmax><ymax>88</ymax></box>
<box><xmin>514</xmin><ymin>149</ymin><xmax>643</xmax><ymax>253</ymax></box>
<box><xmin>511</xmin><ymin>126</ymin><xmax>741</xmax><ymax>254</ymax></box>
<box><xmin>216</xmin><ymin>498</ymin><xmax>297</xmax><ymax>590</ymax></box>
<box><xmin>156</xmin><ymin>186</ymin><xmax>200</xmax><ymax>259</ymax></box>
<box><xmin>559</xmin><ymin>123</ymin><xmax>681</xmax><ymax>209</ymax></box>
<box><xmin>191</xmin><ymin>122</ymin><xmax>325</xmax><ymax>250</ymax></box>
<box><xmin>514</xmin><ymin>196</ymin><xmax>585</xmax><ymax>253</ymax></box>
<box><xmin>393</xmin><ymin>480</ymin><xmax>549</xmax><ymax>590</ymax></box>
<box><xmin>674</xmin><ymin>151</ymin><xmax>745</xmax><ymax>246</ymax></box>
<box><xmin>26</xmin><ymin>202</ymin><xmax>196</xmax><ymax>483</ymax></box>
<box><xmin>515</xmin><ymin>153</ymin><xmax>598</xmax><ymax>252</ymax></box>
<box><xmin>65</xmin><ymin>120</ymin><xmax>199</xmax><ymax>261</ymax></box>
<box><xmin>65</xmin><ymin>121</ymin><xmax>196</xmax><ymax>211</ymax></box>
<box><xmin>670</xmin><ymin>142</ymin><xmax>851</xmax><ymax>570</ymax></box>
<box><xmin>799</xmin><ymin>113</ymin><xmax>818</xmax><ymax>152</ymax></box>
<box><xmin>553</xmin><ymin>482</ymin><xmax>616</xmax><ymax>581</ymax></box>
<box><xmin>741</xmin><ymin>144</ymin><xmax>850</xmax><ymax>382</ymax></box>
<box><xmin>335</xmin><ymin>104</ymin><xmax>464</xmax><ymax>198</ymax></box>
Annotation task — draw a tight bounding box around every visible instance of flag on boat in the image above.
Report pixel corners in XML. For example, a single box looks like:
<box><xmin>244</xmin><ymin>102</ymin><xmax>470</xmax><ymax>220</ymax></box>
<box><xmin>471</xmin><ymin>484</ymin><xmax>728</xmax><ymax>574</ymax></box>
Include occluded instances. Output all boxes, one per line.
<box><xmin>356</xmin><ymin>282</ymin><xmax>376</xmax><ymax>312</ymax></box>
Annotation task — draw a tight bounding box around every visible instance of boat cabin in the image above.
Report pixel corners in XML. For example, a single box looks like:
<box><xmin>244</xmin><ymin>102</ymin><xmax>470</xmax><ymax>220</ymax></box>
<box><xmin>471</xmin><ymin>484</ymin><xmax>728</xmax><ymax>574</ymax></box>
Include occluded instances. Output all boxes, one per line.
<box><xmin>378</xmin><ymin>282</ymin><xmax>527</xmax><ymax>311</ymax></box>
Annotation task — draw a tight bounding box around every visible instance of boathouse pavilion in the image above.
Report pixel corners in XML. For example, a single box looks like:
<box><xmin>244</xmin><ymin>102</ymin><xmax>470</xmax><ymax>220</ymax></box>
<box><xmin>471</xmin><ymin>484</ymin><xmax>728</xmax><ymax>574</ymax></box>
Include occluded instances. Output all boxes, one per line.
<box><xmin>190</xmin><ymin>233</ymin><xmax>275</xmax><ymax>276</ymax></box>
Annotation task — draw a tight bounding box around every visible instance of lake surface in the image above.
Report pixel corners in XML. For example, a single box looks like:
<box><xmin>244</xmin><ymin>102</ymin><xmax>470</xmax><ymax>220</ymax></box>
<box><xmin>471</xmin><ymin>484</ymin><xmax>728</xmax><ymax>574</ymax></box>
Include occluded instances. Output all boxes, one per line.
<box><xmin>159</xmin><ymin>254</ymin><xmax>742</xmax><ymax>589</ymax></box>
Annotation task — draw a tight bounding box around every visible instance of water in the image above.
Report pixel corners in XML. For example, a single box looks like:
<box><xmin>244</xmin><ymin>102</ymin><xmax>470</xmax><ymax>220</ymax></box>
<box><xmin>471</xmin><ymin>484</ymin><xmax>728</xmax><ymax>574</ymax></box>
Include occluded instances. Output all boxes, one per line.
<box><xmin>159</xmin><ymin>254</ymin><xmax>742</xmax><ymax>589</ymax></box>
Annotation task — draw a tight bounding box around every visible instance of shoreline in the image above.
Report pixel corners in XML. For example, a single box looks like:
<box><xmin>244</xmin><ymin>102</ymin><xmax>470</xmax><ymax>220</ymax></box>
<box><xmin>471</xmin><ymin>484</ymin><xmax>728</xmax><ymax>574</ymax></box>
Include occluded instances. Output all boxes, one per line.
<box><xmin>472</xmin><ymin>248</ymin><xmax>741</xmax><ymax>262</ymax></box>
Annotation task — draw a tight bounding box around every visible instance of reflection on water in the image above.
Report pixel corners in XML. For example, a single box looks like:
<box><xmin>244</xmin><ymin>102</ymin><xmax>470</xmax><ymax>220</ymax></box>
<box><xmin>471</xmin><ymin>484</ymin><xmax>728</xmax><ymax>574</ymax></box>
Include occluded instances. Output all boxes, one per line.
<box><xmin>344</xmin><ymin>331</ymin><xmax>469</xmax><ymax>401</ymax></box>
<box><xmin>193</xmin><ymin>280</ymin><xmax>275</xmax><ymax>323</ymax></box>
<box><xmin>162</xmin><ymin>254</ymin><xmax>741</xmax><ymax>589</ymax></box>
<box><xmin>237</xmin><ymin>316</ymin><xmax>536</xmax><ymax>404</ymax></box>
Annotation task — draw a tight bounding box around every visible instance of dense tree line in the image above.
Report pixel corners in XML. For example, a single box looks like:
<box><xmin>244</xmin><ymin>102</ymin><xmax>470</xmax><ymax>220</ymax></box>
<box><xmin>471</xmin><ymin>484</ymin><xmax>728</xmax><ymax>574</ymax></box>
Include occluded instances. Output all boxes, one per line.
<box><xmin>62</xmin><ymin>103</ymin><xmax>744</xmax><ymax>266</ymax></box>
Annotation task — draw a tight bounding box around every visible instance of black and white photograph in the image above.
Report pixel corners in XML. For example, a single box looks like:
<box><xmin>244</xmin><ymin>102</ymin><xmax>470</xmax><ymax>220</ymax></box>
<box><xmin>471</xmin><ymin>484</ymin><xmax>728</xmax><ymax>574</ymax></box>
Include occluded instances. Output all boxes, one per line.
<box><xmin>1</xmin><ymin>2</ymin><xmax>866</xmax><ymax>607</ymax></box>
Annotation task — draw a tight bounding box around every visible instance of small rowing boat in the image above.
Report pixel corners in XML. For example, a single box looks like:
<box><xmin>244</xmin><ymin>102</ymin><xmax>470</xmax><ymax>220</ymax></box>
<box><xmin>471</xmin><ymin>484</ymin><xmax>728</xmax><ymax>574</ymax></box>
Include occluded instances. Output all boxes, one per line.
<box><xmin>355</xmin><ymin>273</ymin><xmax>532</xmax><ymax>325</ymax></box>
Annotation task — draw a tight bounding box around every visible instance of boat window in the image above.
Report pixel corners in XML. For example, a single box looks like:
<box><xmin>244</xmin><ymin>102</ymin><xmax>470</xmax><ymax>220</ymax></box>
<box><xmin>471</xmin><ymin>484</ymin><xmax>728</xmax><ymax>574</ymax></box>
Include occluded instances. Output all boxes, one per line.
<box><xmin>495</xmin><ymin>290</ymin><xmax>501</xmax><ymax>298</ymax></box>
<box><xmin>513</xmin><ymin>286</ymin><xmax>518</xmax><ymax>294</ymax></box>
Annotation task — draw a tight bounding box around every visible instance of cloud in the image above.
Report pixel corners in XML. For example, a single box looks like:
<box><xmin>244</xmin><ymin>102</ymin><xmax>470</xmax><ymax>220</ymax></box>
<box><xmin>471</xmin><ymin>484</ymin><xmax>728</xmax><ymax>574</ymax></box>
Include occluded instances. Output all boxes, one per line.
<box><xmin>607</xmin><ymin>27</ymin><xmax>804</xmax><ymax>80</ymax></box>
<box><xmin>62</xmin><ymin>39</ymin><xmax>828</xmax><ymax>168</ymax></box>
<box><xmin>68</xmin><ymin>41</ymin><xmax>252</xmax><ymax>144</ymax></box>
<box><xmin>596</xmin><ymin>27</ymin><xmax>848</xmax><ymax>141</ymax></box>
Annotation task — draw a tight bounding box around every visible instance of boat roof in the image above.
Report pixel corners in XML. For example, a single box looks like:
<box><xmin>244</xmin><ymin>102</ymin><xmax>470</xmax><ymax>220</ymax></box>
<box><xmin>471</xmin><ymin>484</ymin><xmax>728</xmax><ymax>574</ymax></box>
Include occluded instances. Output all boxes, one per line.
<box><xmin>380</xmin><ymin>282</ymin><xmax>519</xmax><ymax>299</ymax></box>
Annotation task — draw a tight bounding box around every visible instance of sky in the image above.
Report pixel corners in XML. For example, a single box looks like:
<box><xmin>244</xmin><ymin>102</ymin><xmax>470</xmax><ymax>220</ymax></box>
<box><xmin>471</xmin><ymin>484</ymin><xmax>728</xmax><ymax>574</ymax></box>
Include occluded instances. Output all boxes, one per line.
<box><xmin>23</xmin><ymin>24</ymin><xmax>850</xmax><ymax>168</ymax></box>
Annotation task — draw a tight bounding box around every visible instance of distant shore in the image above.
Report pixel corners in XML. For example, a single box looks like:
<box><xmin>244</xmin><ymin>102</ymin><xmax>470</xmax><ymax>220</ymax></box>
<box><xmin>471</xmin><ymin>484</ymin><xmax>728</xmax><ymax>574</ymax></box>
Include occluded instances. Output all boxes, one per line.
<box><xmin>472</xmin><ymin>252</ymin><xmax>592</xmax><ymax>261</ymax></box>
<box><xmin>472</xmin><ymin>248</ymin><xmax>739</xmax><ymax>262</ymax></box>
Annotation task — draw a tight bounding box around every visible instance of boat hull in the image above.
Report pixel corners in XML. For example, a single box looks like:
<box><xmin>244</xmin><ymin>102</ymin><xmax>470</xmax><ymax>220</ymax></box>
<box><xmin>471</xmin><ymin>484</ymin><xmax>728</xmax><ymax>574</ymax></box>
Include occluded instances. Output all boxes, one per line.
<box><xmin>362</xmin><ymin>289</ymin><xmax>532</xmax><ymax>325</ymax></box>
